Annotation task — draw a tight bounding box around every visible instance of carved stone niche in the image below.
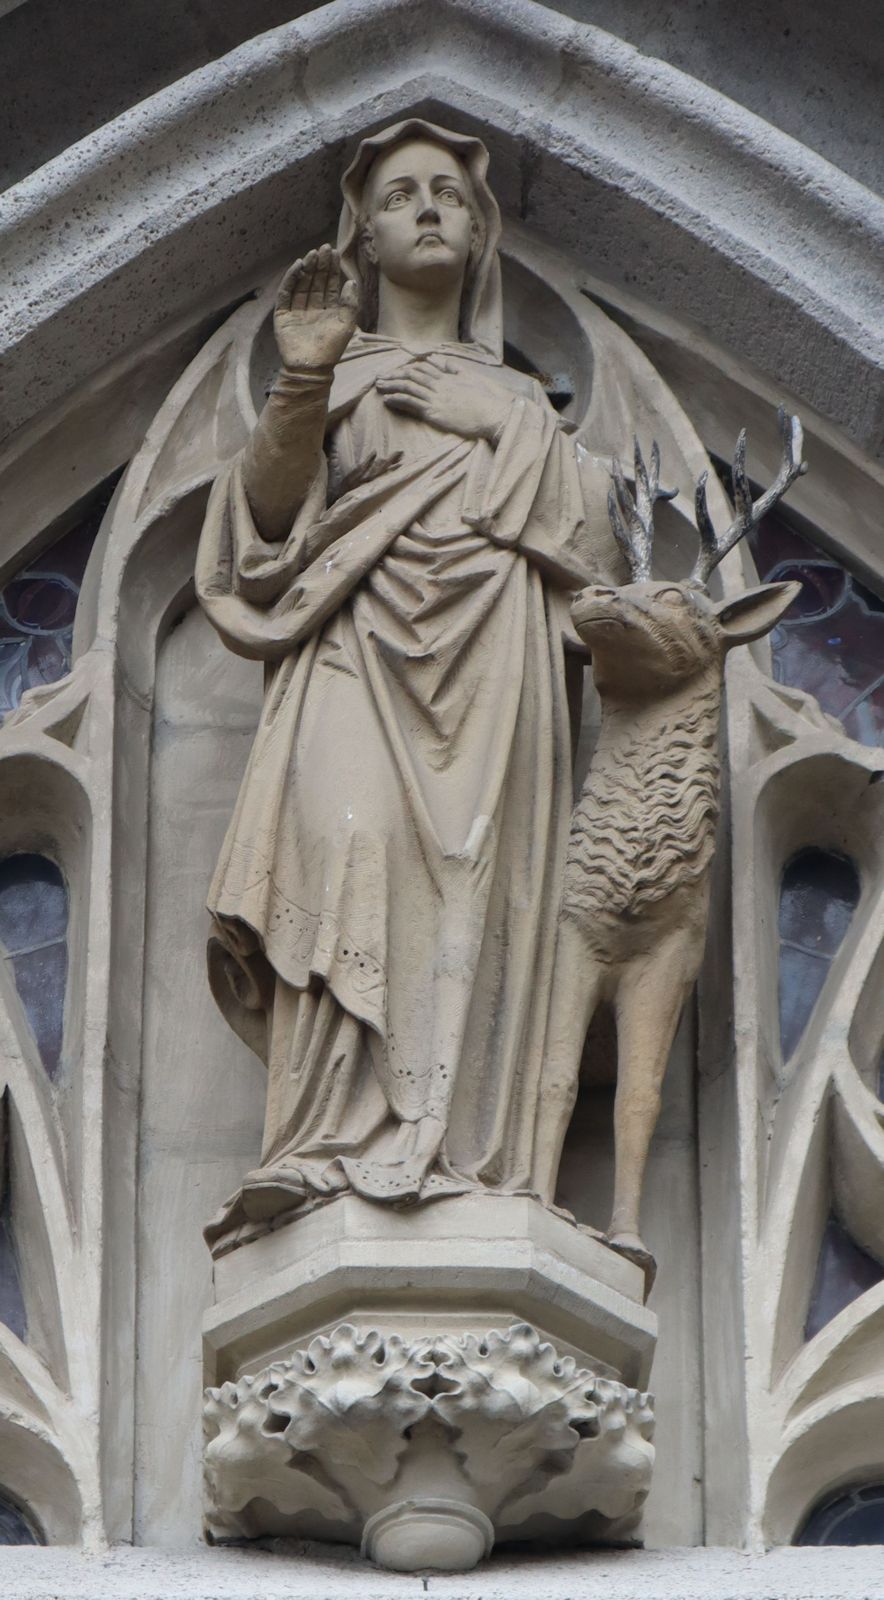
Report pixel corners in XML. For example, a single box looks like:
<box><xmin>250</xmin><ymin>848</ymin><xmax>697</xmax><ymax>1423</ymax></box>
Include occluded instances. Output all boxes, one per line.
<box><xmin>202</xmin><ymin>1196</ymin><xmax>656</xmax><ymax>1572</ymax></box>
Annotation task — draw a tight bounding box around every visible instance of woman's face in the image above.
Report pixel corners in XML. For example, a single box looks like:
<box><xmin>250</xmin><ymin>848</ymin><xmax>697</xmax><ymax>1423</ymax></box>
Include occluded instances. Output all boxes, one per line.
<box><xmin>363</xmin><ymin>138</ymin><xmax>475</xmax><ymax>293</ymax></box>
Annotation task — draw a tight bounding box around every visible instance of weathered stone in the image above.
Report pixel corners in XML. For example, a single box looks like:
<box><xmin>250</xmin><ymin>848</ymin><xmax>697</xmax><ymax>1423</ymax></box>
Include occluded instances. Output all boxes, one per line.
<box><xmin>204</xmin><ymin>1322</ymin><xmax>654</xmax><ymax>1570</ymax></box>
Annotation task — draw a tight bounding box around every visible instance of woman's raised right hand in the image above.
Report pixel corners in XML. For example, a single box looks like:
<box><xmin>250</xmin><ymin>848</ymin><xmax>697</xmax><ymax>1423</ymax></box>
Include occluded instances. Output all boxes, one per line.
<box><xmin>274</xmin><ymin>244</ymin><xmax>359</xmax><ymax>372</ymax></box>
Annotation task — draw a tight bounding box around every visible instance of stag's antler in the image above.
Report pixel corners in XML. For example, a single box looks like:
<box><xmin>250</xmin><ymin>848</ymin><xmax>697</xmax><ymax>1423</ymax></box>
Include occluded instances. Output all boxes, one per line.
<box><xmin>607</xmin><ymin>438</ymin><xmax>678</xmax><ymax>581</ymax></box>
<box><xmin>690</xmin><ymin>407</ymin><xmax>807</xmax><ymax>587</ymax></box>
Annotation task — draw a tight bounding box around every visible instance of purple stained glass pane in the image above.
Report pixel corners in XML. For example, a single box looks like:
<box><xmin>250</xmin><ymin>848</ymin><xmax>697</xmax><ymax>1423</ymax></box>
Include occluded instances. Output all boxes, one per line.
<box><xmin>797</xmin><ymin>1483</ymin><xmax>884</xmax><ymax>1546</ymax></box>
<box><xmin>4</xmin><ymin>571</ymin><xmax>79</xmax><ymax>633</ymax></box>
<box><xmin>0</xmin><ymin>466</ymin><xmax>124</xmax><ymax>720</ymax></box>
<box><xmin>805</xmin><ymin>1215</ymin><xmax>884</xmax><ymax>1342</ymax></box>
<box><xmin>747</xmin><ymin>512</ymin><xmax>884</xmax><ymax>747</ymax></box>
<box><xmin>778</xmin><ymin>850</ymin><xmax>859</xmax><ymax>1059</ymax></box>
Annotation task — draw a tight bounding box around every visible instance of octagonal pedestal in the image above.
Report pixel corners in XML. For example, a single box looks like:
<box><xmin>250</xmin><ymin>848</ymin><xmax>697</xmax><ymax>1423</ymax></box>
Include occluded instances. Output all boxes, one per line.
<box><xmin>202</xmin><ymin>1195</ymin><xmax>657</xmax><ymax>1572</ymax></box>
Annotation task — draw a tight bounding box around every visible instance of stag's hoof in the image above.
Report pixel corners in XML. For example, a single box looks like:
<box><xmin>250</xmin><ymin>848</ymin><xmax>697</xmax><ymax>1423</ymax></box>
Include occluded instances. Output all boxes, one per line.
<box><xmin>606</xmin><ymin>1232</ymin><xmax>657</xmax><ymax>1298</ymax></box>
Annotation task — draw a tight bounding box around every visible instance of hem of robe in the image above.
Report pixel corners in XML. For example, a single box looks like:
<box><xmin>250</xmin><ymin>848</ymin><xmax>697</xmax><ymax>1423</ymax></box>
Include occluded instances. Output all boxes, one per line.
<box><xmin>208</xmin><ymin>898</ymin><xmax>389</xmax><ymax>1058</ymax></box>
<box><xmin>203</xmin><ymin>1165</ymin><xmax>552</xmax><ymax>1255</ymax></box>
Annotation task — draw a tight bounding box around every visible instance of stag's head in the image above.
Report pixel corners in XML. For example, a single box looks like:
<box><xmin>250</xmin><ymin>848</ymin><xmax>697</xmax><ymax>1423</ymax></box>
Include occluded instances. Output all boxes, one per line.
<box><xmin>573</xmin><ymin>412</ymin><xmax>806</xmax><ymax>697</ymax></box>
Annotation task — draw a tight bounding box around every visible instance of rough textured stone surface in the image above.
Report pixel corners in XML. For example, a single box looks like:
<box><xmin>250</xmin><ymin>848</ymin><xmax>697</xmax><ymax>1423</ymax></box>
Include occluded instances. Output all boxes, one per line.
<box><xmin>1</xmin><ymin>0</ymin><xmax>881</xmax><ymax>454</ymax></box>
<box><xmin>0</xmin><ymin>0</ymin><xmax>318</xmax><ymax>191</ymax></box>
<box><xmin>557</xmin><ymin>0</ymin><xmax>884</xmax><ymax>195</ymax></box>
<box><xmin>2</xmin><ymin>1545</ymin><xmax>884</xmax><ymax>1599</ymax></box>
<box><xmin>3</xmin><ymin>0</ymin><xmax>882</xmax><ymax>196</ymax></box>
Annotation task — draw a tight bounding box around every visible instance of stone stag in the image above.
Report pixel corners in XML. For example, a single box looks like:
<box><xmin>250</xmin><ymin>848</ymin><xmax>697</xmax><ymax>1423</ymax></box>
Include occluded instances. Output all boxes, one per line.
<box><xmin>537</xmin><ymin>412</ymin><xmax>807</xmax><ymax>1278</ymax></box>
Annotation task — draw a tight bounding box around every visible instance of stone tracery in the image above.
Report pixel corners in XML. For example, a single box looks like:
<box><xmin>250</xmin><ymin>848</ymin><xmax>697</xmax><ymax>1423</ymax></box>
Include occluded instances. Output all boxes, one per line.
<box><xmin>0</xmin><ymin>218</ymin><xmax>879</xmax><ymax>1564</ymax></box>
<box><xmin>0</xmin><ymin>4</ymin><xmax>879</xmax><ymax>1570</ymax></box>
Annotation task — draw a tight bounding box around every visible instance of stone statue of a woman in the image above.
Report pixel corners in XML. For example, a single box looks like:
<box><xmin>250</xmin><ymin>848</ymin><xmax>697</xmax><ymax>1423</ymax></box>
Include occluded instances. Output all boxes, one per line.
<box><xmin>196</xmin><ymin>119</ymin><xmax>616</xmax><ymax>1246</ymax></box>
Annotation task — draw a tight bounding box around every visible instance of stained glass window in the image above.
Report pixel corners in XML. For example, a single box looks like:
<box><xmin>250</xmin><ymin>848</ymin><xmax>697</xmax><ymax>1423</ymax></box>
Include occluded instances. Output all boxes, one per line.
<box><xmin>746</xmin><ymin>512</ymin><xmax>884</xmax><ymax>747</ymax></box>
<box><xmin>0</xmin><ymin>856</ymin><xmax>69</xmax><ymax>1079</ymax></box>
<box><xmin>0</xmin><ymin>468</ymin><xmax>123</xmax><ymax>720</ymax></box>
<box><xmin>778</xmin><ymin>849</ymin><xmax>859</xmax><ymax>1060</ymax></box>
<box><xmin>0</xmin><ymin>1100</ymin><xmax>26</xmax><ymax>1343</ymax></box>
<box><xmin>797</xmin><ymin>1483</ymin><xmax>884</xmax><ymax>1546</ymax></box>
<box><xmin>0</xmin><ymin>1491</ymin><xmax>41</xmax><ymax>1546</ymax></box>
<box><xmin>805</xmin><ymin>1216</ymin><xmax>884</xmax><ymax>1342</ymax></box>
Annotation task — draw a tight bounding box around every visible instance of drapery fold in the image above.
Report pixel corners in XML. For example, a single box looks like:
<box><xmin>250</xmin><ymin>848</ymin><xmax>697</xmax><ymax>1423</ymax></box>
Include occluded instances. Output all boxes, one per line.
<box><xmin>198</xmin><ymin>344</ymin><xmax>599</xmax><ymax>1245</ymax></box>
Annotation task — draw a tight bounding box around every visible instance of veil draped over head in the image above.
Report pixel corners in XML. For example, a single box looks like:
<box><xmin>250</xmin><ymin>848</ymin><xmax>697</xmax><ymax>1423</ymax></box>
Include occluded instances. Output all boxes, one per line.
<box><xmin>336</xmin><ymin>118</ymin><xmax>504</xmax><ymax>360</ymax></box>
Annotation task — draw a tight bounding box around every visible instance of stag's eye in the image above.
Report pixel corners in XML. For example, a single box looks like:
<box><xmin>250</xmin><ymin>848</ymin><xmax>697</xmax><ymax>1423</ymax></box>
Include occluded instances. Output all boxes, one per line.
<box><xmin>656</xmin><ymin>587</ymin><xmax>685</xmax><ymax>606</ymax></box>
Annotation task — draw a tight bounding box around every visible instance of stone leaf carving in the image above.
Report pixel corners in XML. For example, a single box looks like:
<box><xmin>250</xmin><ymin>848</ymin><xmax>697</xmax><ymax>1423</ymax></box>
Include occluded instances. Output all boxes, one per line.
<box><xmin>204</xmin><ymin>1368</ymin><xmax>350</xmax><ymax>1535</ymax></box>
<box><xmin>203</xmin><ymin>1322</ymin><xmax>654</xmax><ymax>1567</ymax></box>
<box><xmin>432</xmin><ymin>1324</ymin><xmax>602</xmax><ymax>1509</ymax></box>
<box><xmin>501</xmin><ymin>1376</ymin><xmax>656</xmax><ymax>1536</ymax></box>
<box><xmin>204</xmin><ymin>1326</ymin><xmax>434</xmax><ymax>1540</ymax></box>
<box><xmin>264</xmin><ymin>1324</ymin><xmax>434</xmax><ymax>1486</ymax></box>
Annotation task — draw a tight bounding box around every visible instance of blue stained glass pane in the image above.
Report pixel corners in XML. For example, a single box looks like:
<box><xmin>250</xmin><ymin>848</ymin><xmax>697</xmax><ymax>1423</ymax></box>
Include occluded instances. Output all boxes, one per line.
<box><xmin>0</xmin><ymin>856</ymin><xmax>68</xmax><ymax>1080</ymax></box>
<box><xmin>0</xmin><ymin>855</ymin><xmax>67</xmax><ymax>951</ymax></box>
<box><xmin>805</xmin><ymin>1216</ymin><xmax>884</xmax><ymax>1342</ymax></box>
<box><xmin>779</xmin><ymin>851</ymin><xmax>859</xmax><ymax>955</ymax></box>
<box><xmin>0</xmin><ymin>1197</ymin><xmax>26</xmax><ymax>1343</ymax></box>
<box><xmin>0</xmin><ymin>467</ymin><xmax>124</xmax><ymax>720</ymax></box>
<box><xmin>746</xmin><ymin>512</ymin><xmax>884</xmax><ymax>748</ymax></box>
<box><xmin>0</xmin><ymin>1090</ymin><xmax>28</xmax><ymax>1343</ymax></box>
<box><xmin>0</xmin><ymin>1492</ymin><xmax>41</xmax><ymax>1546</ymax></box>
<box><xmin>797</xmin><ymin>1483</ymin><xmax>884</xmax><ymax>1546</ymax></box>
<box><xmin>10</xmin><ymin>945</ymin><xmax>67</xmax><ymax>1079</ymax></box>
<box><xmin>778</xmin><ymin>947</ymin><xmax>830</xmax><ymax>1062</ymax></box>
<box><xmin>778</xmin><ymin>850</ymin><xmax>859</xmax><ymax>1060</ymax></box>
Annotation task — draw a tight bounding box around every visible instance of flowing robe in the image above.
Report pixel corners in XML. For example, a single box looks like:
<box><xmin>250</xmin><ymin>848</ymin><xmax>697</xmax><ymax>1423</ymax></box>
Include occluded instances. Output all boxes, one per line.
<box><xmin>196</xmin><ymin>337</ymin><xmax>602</xmax><ymax>1243</ymax></box>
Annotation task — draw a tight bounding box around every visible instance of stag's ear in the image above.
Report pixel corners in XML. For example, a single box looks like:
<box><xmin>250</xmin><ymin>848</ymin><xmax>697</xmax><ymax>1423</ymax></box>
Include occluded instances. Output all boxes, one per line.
<box><xmin>714</xmin><ymin>580</ymin><xmax>801</xmax><ymax>646</ymax></box>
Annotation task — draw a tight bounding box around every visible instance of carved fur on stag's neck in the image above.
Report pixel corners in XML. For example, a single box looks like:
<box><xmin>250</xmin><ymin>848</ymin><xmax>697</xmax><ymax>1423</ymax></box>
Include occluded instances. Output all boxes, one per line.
<box><xmin>562</xmin><ymin>575</ymin><xmax>800</xmax><ymax>950</ymax></box>
<box><xmin>566</xmin><ymin>663</ymin><xmax>722</xmax><ymax>942</ymax></box>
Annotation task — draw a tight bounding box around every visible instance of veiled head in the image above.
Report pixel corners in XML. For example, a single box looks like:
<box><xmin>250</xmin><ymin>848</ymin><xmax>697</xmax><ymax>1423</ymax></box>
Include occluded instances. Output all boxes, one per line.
<box><xmin>338</xmin><ymin>119</ymin><xmax>503</xmax><ymax>353</ymax></box>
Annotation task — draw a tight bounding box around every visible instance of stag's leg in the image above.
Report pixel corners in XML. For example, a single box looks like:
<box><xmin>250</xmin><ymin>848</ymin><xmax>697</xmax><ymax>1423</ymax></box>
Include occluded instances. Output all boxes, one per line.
<box><xmin>533</xmin><ymin>916</ymin><xmax>604</xmax><ymax>1206</ymax></box>
<box><xmin>609</xmin><ymin>938</ymin><xmax>695</xmax><ymax>1268</ymax></box>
